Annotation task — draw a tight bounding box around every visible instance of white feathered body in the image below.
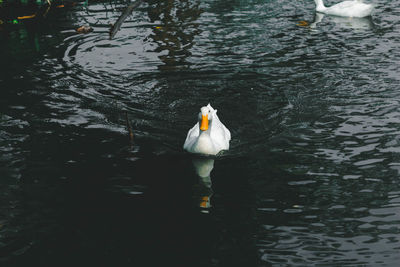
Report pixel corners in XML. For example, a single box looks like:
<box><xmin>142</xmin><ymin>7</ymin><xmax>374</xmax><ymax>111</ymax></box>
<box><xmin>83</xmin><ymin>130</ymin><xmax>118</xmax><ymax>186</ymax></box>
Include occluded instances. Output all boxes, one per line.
<box><xmin>183</xmin><ymin>104</ymin><xmax>231</xmax><ymax>155</ymax></box>
<box><xmin>315</xmin><ymin>0</ymin><xmax>373</xmax><ymax>18</ymax></box>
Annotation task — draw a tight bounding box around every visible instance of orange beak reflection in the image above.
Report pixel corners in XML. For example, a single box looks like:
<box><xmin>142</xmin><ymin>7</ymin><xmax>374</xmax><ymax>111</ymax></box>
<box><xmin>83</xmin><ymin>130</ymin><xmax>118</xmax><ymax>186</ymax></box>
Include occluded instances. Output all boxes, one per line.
<box><xmin>200</xmin><ymin>115</ymin><xmax>209</xmax><ymax>131</ymax></box>
<box><xmin>200</xmin><ymin>196</ymin><xmax>209</xmax><ymax>208</ymax></box>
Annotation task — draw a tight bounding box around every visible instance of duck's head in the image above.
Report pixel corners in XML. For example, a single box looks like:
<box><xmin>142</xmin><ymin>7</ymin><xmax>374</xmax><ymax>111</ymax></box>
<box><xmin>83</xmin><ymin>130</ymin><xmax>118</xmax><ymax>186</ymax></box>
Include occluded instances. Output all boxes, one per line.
<box><xmin>199</xmin><ymin>105</ymin><xmax>217</xmax><ymax>132</ymax></box>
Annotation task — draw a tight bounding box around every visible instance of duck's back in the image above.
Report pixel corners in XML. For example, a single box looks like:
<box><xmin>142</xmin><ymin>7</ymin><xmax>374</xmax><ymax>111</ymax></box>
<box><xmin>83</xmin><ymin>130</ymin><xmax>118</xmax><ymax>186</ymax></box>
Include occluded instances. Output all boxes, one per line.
<box><xmin>327</xmin><ymin>1</ymin><xmax>373</xmax><ymax>17</ymax></box>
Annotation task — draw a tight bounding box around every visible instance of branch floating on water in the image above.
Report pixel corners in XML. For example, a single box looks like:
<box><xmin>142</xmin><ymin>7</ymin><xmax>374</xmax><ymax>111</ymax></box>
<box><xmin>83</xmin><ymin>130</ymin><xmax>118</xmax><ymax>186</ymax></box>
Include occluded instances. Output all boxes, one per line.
<box><xmin>109</xmin><ymin>0</ymin><xmax>143</xmax><ymax>40</ymax></box>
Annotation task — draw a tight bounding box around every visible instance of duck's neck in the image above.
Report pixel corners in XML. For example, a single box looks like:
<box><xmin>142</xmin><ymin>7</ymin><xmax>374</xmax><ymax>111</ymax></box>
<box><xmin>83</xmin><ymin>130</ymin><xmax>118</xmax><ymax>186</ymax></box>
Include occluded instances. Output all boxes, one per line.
<box><xmin>314</xmin><ymin>0</ymin><xmax>326</xmax><ymax>11</ymax></box>
<box><xmin>196</xmin><ymin>130</ymin><xmax>215</xmax><ymax>155</ymax></box>
<box><xmin>198</xmin><ymin>125</ymin><xmax>212</xmax><ymax>138</ymax></box>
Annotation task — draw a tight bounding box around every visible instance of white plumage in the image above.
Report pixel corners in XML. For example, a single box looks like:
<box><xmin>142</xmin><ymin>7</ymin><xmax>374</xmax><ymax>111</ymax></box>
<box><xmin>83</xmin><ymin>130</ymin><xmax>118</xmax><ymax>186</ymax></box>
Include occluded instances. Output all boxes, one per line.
<box><xmin>183</xmin><ymin>104</ymin><xmax>231</xmax><ymax>155</ymax></box>
<box><xmin>314</xmin><ymin>0</ymin><xmax>374</xmax><ymax>18</ymax></box>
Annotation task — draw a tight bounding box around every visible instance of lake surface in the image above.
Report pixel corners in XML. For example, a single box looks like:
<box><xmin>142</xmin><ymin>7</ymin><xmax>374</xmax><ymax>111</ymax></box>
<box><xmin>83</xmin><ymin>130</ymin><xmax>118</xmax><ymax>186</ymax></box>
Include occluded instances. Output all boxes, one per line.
<box><xmin>1</xmin><ymin>0</ymin><xmax>400</xmax><ymax>266</ymax></box>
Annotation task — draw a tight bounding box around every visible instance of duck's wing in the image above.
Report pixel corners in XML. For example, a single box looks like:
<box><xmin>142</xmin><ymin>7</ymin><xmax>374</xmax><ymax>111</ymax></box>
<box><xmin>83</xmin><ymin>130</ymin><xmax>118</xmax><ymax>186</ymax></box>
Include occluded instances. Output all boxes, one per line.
<box><xmin>207</xmin><ymin>104</ymin><xmax>231</xmax><ymax>140</ymax></box>
<box><xmin>328</xmin><ymin>0</ymin><xmax>372</xmax><ymax>17</ymax></box>
<box><xmin>331</xmin><ymin>1</ymin><xmax>359</xmax><ymax>9</ymax></box>
<box><xmin>210</xmin><ymin>112</ymin><xmax>231</xmax><ymax>150</ymax></box>
<box><xmin>183</xmin><ymin>123</ymin><xmax>199</xmax><ymax>149</ymax></box>
<box><xmin>211</xmin><ymin>110</ymin><xmax>231</xmax><ymax>140</ymax></box>
<box><xmin>223</xmin><ymin>123</ymin><xmax>231</xmax><ymax>141</ymax></box>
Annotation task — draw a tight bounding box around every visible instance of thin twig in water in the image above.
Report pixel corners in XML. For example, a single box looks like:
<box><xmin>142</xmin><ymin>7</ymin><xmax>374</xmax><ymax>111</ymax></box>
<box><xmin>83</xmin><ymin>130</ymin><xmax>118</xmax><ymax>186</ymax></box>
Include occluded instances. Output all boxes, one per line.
<box><xmin>109</xmin><ymin>0</ymin><xmax>143</xmax><ymax>39</ymax></box>
<box><xmin>125</xmin><ymin>111</ymin><xmax>134</xmax><ymax>146</ymax></box>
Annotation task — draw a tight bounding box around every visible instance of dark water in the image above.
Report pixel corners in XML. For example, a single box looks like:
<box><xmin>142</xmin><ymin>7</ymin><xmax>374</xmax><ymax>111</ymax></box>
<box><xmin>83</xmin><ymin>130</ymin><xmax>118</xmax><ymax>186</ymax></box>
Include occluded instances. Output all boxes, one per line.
<box><xmin>1</xmin><ymin>0</ymin><xmax>400</xmax><ymax>266</ymax></box>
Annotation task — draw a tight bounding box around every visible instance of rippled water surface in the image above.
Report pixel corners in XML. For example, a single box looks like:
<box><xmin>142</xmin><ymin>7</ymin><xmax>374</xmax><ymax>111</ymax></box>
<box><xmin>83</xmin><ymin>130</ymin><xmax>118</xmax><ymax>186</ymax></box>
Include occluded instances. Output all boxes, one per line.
<box><xmin>1</xmin><ymin>0</ymin><xmax>400</xmax><ymax>266</ymax></box>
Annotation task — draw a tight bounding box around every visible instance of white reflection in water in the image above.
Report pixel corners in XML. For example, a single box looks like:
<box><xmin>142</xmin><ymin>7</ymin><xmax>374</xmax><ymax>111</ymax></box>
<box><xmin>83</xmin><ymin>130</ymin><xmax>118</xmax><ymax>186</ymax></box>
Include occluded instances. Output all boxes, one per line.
<box><xmin>192</xmin><ymin>158</ymin><xmax>214</xmax><ymax>211</ymax></box>
<box><xmin>311</xmin><ymin>12</ymin><xmax>374</xmax><ymax>30</ymax></box>
<box><xmin>192</xmin><ymin>158</ymin><xmax>214</xmax><ymax>180</ymax></box>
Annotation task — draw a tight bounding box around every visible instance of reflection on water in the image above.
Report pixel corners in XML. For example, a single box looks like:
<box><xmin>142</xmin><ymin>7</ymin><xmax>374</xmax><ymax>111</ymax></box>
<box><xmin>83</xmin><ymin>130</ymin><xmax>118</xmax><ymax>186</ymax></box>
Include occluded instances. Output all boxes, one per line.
<box><xmin>192</xmin><ymin>157</ymin><xmax>214</xmax><ymax>211</ymax></box>
<box><xmin>1</xmin><ymin>0</ymin><xmax>400</xmax><ymax>266</ymax></box>
<box><xmin>310</xmin><ymin>12</ymin><xmax>374</xmax><ymax>30</ymax></box>
<box><xmin>147</xmin><ymin>0</ymin><xmax>201</xmax><ymax>70</ymax></box>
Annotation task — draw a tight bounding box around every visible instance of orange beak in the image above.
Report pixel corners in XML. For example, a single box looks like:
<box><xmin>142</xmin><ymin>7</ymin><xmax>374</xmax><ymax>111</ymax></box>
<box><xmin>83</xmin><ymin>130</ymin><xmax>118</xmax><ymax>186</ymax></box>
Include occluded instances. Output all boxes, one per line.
<box><xmin>200</xmin><ymin>115</ymin><xmax>209</xmax><ymax>131</ymax></box>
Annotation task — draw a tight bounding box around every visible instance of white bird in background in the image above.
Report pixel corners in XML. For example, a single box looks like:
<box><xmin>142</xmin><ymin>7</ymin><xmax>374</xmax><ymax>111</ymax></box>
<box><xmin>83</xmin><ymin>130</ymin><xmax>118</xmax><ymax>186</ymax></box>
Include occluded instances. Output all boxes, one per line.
<box><xmin>183</xmin><ymin>104</ymin><xmax>231</xmax><ymax>156</ymax></box>
<box><xmin>314</xmin><ymin>0</ymin><xmax>374</xmax><ymax>18</ymax></box>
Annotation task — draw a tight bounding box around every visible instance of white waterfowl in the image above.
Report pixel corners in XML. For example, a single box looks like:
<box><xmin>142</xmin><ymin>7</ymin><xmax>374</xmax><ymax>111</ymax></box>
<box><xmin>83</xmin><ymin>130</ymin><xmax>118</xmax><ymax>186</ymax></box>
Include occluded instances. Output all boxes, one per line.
<box><xmin>183</xmin><ymin>104</ymin><xmax>231</xmax><ymax>155</ymax></box>
<box><xmin>314</xmin><ymin>0</ymin><xmax>374</xmax><ymax>18</ymax></box>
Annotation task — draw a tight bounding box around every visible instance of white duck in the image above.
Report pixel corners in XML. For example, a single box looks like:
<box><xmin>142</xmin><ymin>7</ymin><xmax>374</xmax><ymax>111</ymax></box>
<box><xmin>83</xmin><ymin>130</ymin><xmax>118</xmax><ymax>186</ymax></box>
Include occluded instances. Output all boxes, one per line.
<box><xmin>183</xmin><ymin>104</ymin><xmax>231</xmax><ymax>155</ymax></box>
<box><xmin>314</xmin><ymin>0</ymin><xmax>374</xmax><ymax>18</ymax></box>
